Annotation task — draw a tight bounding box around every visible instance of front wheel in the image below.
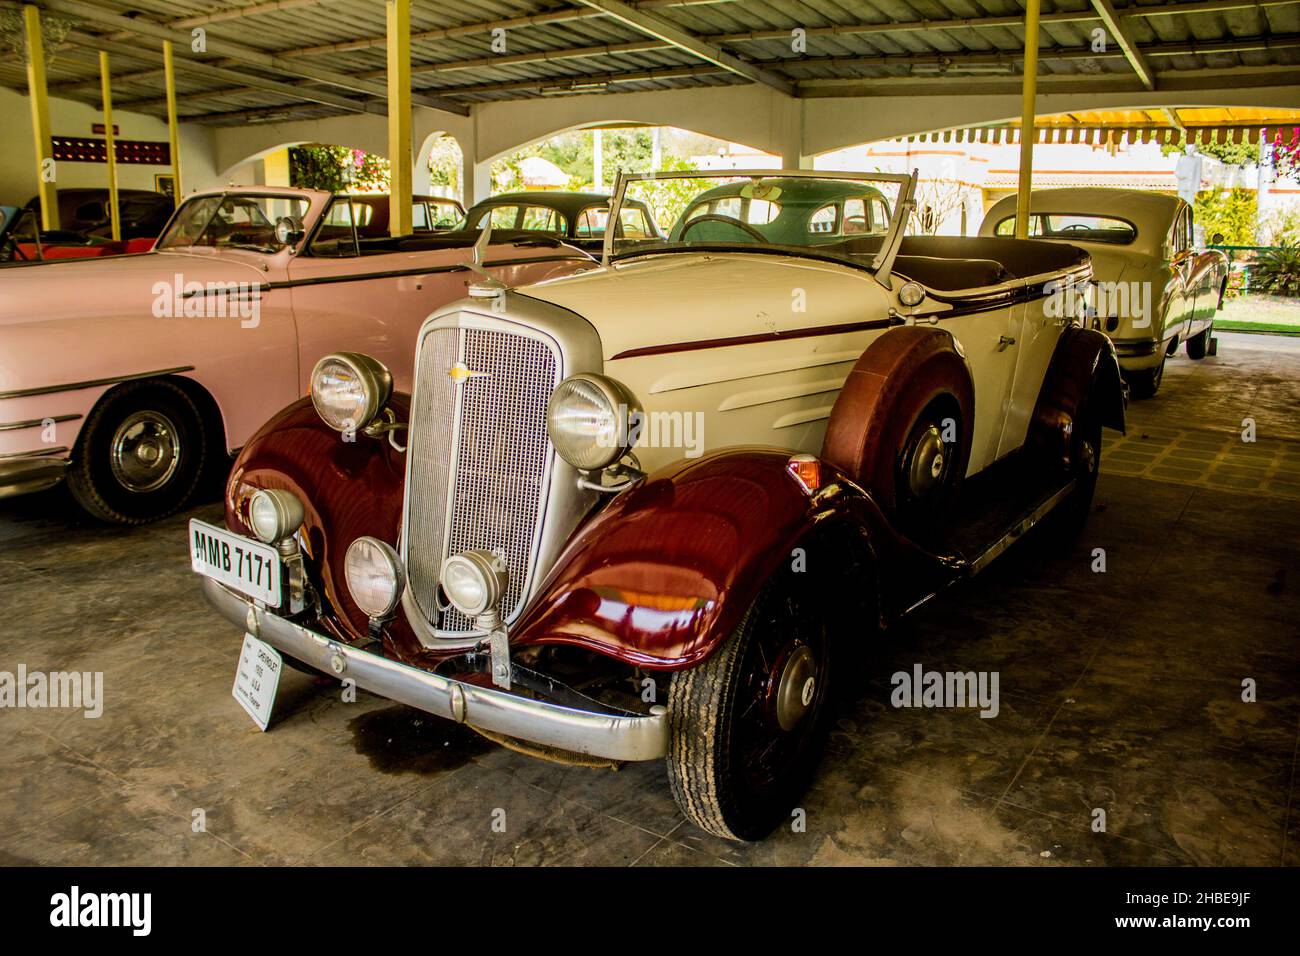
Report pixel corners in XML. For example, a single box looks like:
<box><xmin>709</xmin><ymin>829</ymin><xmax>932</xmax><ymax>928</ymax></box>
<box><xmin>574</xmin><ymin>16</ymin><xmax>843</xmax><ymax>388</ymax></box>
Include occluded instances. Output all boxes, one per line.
<box><xmin>66</xmin><ymin>379</ymin><xmax>208</xmax><ymax>524</ymax></box>
<box><xmin>666</xmin><ymin>568</ymin><xmax>834</xmax><ymax>841</ymax></box>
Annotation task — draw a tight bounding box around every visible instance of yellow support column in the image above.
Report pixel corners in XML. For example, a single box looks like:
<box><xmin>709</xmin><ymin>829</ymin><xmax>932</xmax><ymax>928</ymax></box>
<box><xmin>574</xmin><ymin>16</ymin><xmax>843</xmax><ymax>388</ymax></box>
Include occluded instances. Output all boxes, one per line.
<box><xmin>23</xmin><ymin>4</ymin><xmax>58</xmax><ymax>231</ymax></box>
<box><xmin>99</xmin><ymin>52</ymin><xmax>120</xmax><ymax>242</ymax></box>
<box><xmin>386</xmin><ymin>0</ymin><xmax>412</xmax><ymax>237</ymax></box>
<box><xmin>1015</xmin><ymin>0</ymin><xmax>1041</xmax><ymax>239</ymax></box>
<box><xmin>163</xmin><ymin>40</ymin><xmax>183</xmax><ymax>197</ymax></box>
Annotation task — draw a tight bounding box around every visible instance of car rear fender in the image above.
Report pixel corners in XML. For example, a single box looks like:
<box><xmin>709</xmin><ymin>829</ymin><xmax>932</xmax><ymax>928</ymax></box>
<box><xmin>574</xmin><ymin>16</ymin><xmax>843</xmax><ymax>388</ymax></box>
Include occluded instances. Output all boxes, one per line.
<box><xmin>1028</xmin><ymin>326</ymin><xmax>1126</xmax><ymax>470</ymax></box>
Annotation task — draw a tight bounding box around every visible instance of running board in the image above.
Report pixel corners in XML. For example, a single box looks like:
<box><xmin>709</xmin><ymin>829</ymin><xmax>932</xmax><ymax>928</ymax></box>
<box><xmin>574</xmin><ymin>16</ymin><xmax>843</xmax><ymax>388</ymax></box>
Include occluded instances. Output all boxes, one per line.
<box><xmin>966</xmin><ymin>479</ymin><xmax>1076</xmax><ymax>576</ymax></box>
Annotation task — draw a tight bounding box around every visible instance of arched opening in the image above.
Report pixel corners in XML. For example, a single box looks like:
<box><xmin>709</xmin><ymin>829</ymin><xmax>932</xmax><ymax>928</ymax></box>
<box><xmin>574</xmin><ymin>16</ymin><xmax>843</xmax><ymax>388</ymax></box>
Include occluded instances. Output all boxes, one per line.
<box><xmin>485</xmin><ymin>124</ymin><xmax>777</xmax><ymax>195</ymax></box>
<box><xmin>415</xmin><ymin>131</ymin><xmax>465</xmax><ymax>203</ymax></box>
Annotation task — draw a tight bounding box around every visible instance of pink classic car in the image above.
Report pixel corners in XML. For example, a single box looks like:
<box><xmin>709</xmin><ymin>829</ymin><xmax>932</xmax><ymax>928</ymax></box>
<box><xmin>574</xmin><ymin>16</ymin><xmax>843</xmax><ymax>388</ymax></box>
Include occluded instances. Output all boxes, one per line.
<box><xmin>0</xmin><ymin>186</ymin><xmax>591</xmax><ymax>522</ymax></box>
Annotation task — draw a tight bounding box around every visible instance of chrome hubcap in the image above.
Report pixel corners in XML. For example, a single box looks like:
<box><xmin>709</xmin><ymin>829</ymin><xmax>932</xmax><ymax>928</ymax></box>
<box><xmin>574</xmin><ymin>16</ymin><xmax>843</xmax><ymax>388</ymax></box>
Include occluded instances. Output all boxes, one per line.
<box><xmin>775</xmin><ymin>645</ymin><xmax>817</xmax><ymax>732</ymax></box>
<box><xmin>1080</xmin><ymin>439</ymin><xmax>1097</xmax><ymax>475</ymax></box>
<box><xmin>907</xmin><ymin>425</ymin><xmax>948</xmax><ymax>498</ymax></box>
<box><xmin>110</xmin><ymin>410</ymin><xmax>181</xmax><ymax>493</ymax></box>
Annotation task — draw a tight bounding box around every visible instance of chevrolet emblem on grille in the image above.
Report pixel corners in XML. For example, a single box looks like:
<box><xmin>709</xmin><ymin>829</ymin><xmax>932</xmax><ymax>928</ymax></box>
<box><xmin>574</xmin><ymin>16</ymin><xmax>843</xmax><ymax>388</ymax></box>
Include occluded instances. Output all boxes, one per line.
<box><xmin>447</xmin><ymin>362</ymin><xmax>488</xmax><ymax>384</ymax></box>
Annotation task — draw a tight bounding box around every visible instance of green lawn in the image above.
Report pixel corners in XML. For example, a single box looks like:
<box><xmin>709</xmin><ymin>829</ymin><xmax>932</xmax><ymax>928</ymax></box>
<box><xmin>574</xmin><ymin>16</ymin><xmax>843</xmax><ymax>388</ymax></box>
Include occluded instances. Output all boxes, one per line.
<box><xmin>1216</xmin><ymin>294</ymin><xmax>1300</xmax><ymax>335</ymax></box>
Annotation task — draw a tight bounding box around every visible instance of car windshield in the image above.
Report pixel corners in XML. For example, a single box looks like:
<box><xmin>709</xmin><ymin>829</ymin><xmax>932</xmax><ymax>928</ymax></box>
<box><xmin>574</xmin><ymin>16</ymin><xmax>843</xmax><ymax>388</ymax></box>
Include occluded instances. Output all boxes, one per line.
<box><xmin>157</xmin><ymin>193</ymin><xmax>311</xmax><ymax>251</ymax></box>
<box><xmin>608</xmin><ymin>171</ymin><xmax>907</xmax><ymax>269</ymax></box>
<box><xmin>994</xmin><ymin>213</ymin><xmax>1136</xmax><ymax>245</ymax></box>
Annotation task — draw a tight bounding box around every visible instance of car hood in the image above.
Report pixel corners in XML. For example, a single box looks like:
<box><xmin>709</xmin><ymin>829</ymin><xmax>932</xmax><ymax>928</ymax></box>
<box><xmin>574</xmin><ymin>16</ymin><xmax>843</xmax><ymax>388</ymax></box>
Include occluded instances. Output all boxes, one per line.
<box><xmin>0</xmin><ymin>249</ymin><xmax>270</xmax><ymax>327</ymax></box>
<box><xmin>517</xmin><ymin>251</ymin><xmax>884</xmax><ymax>360</ymax></box>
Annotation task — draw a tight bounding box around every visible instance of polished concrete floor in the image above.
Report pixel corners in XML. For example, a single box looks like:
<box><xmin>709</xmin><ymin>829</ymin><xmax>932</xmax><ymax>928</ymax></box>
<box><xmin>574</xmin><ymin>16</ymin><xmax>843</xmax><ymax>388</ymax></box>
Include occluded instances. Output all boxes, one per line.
<box><xmin>2</xmin><ymin>332</ymin><xmax>1297</xmax><ymax>866</ymax></box>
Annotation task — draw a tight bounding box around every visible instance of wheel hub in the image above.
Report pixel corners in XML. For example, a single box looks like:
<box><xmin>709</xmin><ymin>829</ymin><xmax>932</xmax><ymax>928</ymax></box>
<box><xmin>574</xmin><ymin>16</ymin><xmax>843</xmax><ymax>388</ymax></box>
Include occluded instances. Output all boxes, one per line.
<box><xmin>1080</xmin><ymin>439</ymin><xmax>1097</xmax><ymax>475</ymax></box>
<box><xmin>774</xmin><ymin>645</ymin><xmax>817</xmax><ymax>732</ymax></box>
<box><xmin>906</xmin><ymin>425</ymin><xmax>948</xmax><ymax>498</ymax></box>
<box><xmin>110</xmin><ymin>410</ymin><xmax>181</xmax><ymax>493</ymax></box>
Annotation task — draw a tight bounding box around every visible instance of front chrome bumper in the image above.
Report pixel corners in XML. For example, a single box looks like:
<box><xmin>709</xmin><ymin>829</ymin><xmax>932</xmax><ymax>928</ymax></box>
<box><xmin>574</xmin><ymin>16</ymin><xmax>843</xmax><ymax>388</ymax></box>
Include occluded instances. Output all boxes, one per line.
<box><xmin>0</xmin><ymin>454</ymin><xmax>70</xmax><ymax>499</ymax></box>
<box><xmin>200</xmin><ymin>576</ymin><xmax>669</xmax><ymax>762</ymax></box>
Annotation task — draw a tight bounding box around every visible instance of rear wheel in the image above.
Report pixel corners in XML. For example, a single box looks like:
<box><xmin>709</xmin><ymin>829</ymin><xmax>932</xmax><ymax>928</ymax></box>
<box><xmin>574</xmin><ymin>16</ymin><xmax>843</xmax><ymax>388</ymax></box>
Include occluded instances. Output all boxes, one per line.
<box><xmin>1126</xmin><ymin>354</ymin><xmax>1164</xmax><ymax>399</ymax></box>
<box><xmin>66</xmin><ymin>380</ymin><xmax>208</xmax><ymax>524</ymax></box>
<box><xmin>1040</xmin><ymin>388</ymin><xmax>1103</xmax><ymax>547</ymax></box>
<box><xmin>1186</xmin><ymin>324</ymin><xmax>1212</xmax><ymax>360</ymax></box>
<box><xmin>666</xmin><ymin>567</ymin><xmax>834</xmax><ymax>841</ymax></box>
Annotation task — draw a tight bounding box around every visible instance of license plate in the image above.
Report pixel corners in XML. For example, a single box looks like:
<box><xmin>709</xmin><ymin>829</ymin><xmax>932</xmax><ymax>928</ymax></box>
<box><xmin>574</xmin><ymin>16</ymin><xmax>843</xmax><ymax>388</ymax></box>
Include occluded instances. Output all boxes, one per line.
<box><xmin>189</xmin><ymin>518</ymin><xmax>281</xmax><ymax>606</ymax></box>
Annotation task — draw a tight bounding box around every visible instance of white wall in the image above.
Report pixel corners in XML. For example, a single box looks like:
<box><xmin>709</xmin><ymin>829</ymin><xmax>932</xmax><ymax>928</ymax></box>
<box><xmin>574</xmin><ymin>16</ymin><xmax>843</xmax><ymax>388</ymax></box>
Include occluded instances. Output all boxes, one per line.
<box><xmin>0</xmin><ymin>86</ymin><xmax>217</xmax><ymax>206</ymax></box>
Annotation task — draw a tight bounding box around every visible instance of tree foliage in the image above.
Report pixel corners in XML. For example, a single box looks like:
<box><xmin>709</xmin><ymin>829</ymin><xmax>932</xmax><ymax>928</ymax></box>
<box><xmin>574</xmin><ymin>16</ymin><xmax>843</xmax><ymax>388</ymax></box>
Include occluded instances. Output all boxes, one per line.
<box><xmin>1195</xmin><ymin>188</ymin><xmax>1257</xmax><ymax>246</ymax></box>
<box><xmin>289</xmin><ymin>146</ymin><xmax>390</xmax><ymax>193</ymax></box>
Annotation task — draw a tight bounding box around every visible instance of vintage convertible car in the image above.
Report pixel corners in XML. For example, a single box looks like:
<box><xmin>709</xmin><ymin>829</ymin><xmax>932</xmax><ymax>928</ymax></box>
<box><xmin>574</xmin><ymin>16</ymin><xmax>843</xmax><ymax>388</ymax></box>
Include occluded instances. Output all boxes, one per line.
<box><xmin>463</xmin><ymin>190</ymin><xmax>662</xmax><ymax>253</ymax></box>
<box><xmin>0</xmin><ymin>202</ymin><xmax>158</xmax><ymax>264</ymax></box>
<box><xmin>0</xmin><ymin>185</ymin><xmax>590</xmax><ymax>521</ymax></box>
<box><xmin>194</xmin><ymin>170</ymin><xmax>1125</xmax><ymax>840</ymax></box>
<box><xmin>980</xmin><ymin>188</ymin><xmax>1228</xmax><ymax>397</ymax></box>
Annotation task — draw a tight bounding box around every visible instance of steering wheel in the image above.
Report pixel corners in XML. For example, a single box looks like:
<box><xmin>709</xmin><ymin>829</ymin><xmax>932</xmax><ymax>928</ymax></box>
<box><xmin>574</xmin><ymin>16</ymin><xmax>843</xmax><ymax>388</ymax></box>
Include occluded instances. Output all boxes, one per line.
<box><xmin>1061</xmin><ymin>223</ymin><xmax>1089</xmax><ymax>232</ymax></box>
<box><xmin>679</xmin><ymin>214</ymin><xmax>769</xmax><ymax>243</ymax></box>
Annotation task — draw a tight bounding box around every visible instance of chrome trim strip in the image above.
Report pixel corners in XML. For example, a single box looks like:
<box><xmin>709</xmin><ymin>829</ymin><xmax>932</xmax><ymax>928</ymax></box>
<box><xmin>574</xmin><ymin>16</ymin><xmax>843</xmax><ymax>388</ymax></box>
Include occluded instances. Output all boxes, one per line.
<box><xmin>0</xmin><ymin>446</ymin><xmax>68</xmax><ymax>460</ymax></box>
<box><xmin>0</xmin><ymin>414</ymin><xmax>82</xmax><ymax>432</ymax></box>
<box><xmin>968</xmin><ymin>480</ymin><xmax>1076</xmax><ymax>576</ymax></box>
<box><xmin>200</xmin><ymin>577</ymin><xmax>667</xmax><ymax>762</ymax></box>
<box><xmin>0</xmin><ymin>366</ymin><xmax>195</xmax><ymax>400</ymax></box>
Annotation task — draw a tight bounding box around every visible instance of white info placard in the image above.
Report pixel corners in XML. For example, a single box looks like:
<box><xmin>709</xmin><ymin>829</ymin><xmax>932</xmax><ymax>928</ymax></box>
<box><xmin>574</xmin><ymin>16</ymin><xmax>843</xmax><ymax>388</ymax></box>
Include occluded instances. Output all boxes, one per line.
<box><xmin>232</xmin><ymin>633</ymin><xmax>283</xmax><ymax>731</ymax></box>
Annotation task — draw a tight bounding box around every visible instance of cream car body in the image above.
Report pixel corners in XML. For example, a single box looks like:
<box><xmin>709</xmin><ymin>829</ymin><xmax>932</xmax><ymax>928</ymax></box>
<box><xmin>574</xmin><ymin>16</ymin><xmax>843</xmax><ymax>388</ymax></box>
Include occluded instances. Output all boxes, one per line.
<box><xmin>196</xmin><ymin>170</ymin><xmax>1126</xmax><ymax>841</ymax></box>
<box><xmin>980</xmin><ymin>188</ymin><xmax>1228</xmax><ymax>396</ymax></box>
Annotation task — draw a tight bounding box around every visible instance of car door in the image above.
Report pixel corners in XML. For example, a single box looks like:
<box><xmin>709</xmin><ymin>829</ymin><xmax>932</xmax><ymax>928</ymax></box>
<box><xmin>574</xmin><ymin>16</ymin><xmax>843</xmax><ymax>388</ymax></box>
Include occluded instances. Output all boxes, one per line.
<box><xmin>1165</xmin><ymin>205</ymin><xmax>1196</xmax><ymax>343</ymax></box>
<box><xmin>947</xmin><ymin>302</ymin><xmax>1023</xmax><ymax>472</ymax></box>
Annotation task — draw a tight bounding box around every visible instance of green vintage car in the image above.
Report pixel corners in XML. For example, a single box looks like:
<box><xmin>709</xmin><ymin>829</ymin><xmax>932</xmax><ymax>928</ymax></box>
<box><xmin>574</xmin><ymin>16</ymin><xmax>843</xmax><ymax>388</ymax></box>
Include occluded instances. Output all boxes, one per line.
<box><xmin>669</xmin><ymin>176</ymin><xmax>894</xmax><ymax>246</ymax></box>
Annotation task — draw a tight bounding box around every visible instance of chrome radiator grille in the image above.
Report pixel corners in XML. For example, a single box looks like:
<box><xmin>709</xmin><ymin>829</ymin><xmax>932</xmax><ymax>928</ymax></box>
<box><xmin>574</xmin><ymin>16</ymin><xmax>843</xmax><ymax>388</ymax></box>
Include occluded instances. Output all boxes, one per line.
<box><xmin>405</xmin><ymin>323</ymin><xmax>559</xmax><ymax>634</ymax></box>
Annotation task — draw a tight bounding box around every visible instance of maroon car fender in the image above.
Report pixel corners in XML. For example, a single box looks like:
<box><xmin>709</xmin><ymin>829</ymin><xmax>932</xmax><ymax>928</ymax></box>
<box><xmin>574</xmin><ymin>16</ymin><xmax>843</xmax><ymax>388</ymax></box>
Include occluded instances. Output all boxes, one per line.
<box><xmin>1028</xmin><ymin>327</ymin><xmax>1126</xmax><ymax>469</ymax></box>
<box><xmin>224</xmin><ymin>394</ymin><xmax>410</xmax><ymax>645</ymax></box>
<box><xmin>511</xmin><ymin>448</ymin><xmax>955</xmax><ymax>671</ymax></box>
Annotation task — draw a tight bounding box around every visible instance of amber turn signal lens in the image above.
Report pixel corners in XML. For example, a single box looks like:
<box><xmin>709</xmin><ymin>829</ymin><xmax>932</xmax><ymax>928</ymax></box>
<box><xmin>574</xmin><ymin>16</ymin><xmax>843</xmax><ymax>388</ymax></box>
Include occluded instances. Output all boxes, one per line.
<box><xmin>786</xmin><ymin>454</ymin><xmax>822</xmax><ymax>495</ymax></box>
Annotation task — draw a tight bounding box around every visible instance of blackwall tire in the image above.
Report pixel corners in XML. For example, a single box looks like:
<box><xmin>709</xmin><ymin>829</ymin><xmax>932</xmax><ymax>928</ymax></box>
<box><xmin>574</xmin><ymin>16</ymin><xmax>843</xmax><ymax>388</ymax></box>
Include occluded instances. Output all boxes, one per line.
<box><xmin>1186</xmin><ymin>325</ymin><xmax>1211</xmax><ymax>360</ymax></box>
<box><xmin>1126</xmin><ymin>355</ymin><xmax>1164</xmax><ymax>399</ymax></box>
<box><xmin>66</xmin><ymin>379</ymin><xmax>207</xmax><ymax>524</ymax></box>
<box><xmin>666</xmin><ymin>568</ymin><xmax>834</xmax><ymax>842</ymax></box>
<box><xmin>1040</xmin><ymin>392</ymin><xmax>1103</xmax><ymax>548</ymax></box>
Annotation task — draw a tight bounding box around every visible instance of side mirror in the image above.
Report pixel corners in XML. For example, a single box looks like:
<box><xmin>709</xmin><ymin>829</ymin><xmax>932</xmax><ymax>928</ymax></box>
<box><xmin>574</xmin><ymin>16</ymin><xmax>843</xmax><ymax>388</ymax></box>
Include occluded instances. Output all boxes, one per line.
<box><xmin>1211</xmin><ymin>232</ymin><xmax>1225</xmax><ymax>245</ymax></box>
<box><xmin>274</xmin><ymin>215</ymin><xmax>305</xmax><ymax>246</ymax></box>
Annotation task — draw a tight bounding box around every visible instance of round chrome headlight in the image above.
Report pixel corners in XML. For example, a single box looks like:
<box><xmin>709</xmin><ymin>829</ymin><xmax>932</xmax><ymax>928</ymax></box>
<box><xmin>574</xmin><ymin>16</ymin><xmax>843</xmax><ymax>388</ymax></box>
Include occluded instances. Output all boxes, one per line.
<box><xmin>546</xmin><ymin>374</ymin><xmax>640</xmax><ymax>471</ymax></box>
<box><xmin>248</xmin><ymin>489</ymin><xmax>304</xmax><ymax>544</ymax></box>
<box><xmin>344</xmin><ymin>536</ymin><xmax>405</xmax><ymax>620</ymax></box>
<box><xmin>439</xmin><ymin>550</ymin><xmax>508</xmax><ymax>618</ymax></box>
<box><xmin>310</xmin><ymin>352</ymin><xmax>393</xmax><ymax>433</ymax></box>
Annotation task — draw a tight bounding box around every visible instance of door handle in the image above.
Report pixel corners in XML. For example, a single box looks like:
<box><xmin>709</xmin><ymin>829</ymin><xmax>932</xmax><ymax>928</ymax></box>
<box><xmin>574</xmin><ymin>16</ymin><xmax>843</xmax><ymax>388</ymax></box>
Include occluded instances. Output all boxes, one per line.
<box><xmin>998</xmin><ymin>335</ymin><xmax>1017</xmax><ymax>351</ymax></box>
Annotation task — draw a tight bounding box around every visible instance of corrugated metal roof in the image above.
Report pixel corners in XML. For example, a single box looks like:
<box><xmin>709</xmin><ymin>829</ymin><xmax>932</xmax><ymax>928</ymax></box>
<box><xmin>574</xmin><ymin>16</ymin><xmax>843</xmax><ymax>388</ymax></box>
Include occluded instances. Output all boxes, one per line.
<box><xmin>0</xmin><ymin>0</ymin><xmax>1296</xmax><ymax>126</ymax></box>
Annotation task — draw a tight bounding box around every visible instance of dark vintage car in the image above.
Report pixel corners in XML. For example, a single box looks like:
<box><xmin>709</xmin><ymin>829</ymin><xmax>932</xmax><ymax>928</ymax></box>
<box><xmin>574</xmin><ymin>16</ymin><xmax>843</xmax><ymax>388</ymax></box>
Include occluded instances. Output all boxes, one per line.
<box><xmin>1</xmin><ymin>202</ymin><xmax>159</xmax><ymax>263</ymax></box>
<box><xmin>27</xmin><ymin>187</ymin><xmax>175</xmax><ymax>241</ymax></box>
<box><xmin>192</xmin><ymin>170</ymin><xmax>1124</xmax><ymax>841</ymax></box>
<box><xmin>462</xmin><ymin>190</ymin><xmax>662</xmax><ymax>253</ymax></box>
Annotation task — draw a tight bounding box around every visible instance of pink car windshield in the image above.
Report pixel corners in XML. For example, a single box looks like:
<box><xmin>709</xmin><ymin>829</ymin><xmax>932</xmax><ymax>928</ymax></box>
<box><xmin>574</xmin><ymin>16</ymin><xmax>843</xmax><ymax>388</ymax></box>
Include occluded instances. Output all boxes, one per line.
<box><xmin>158</xmin><ymin>194</ymin><xmax>310</xmax><ymax>252</ymax></box>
